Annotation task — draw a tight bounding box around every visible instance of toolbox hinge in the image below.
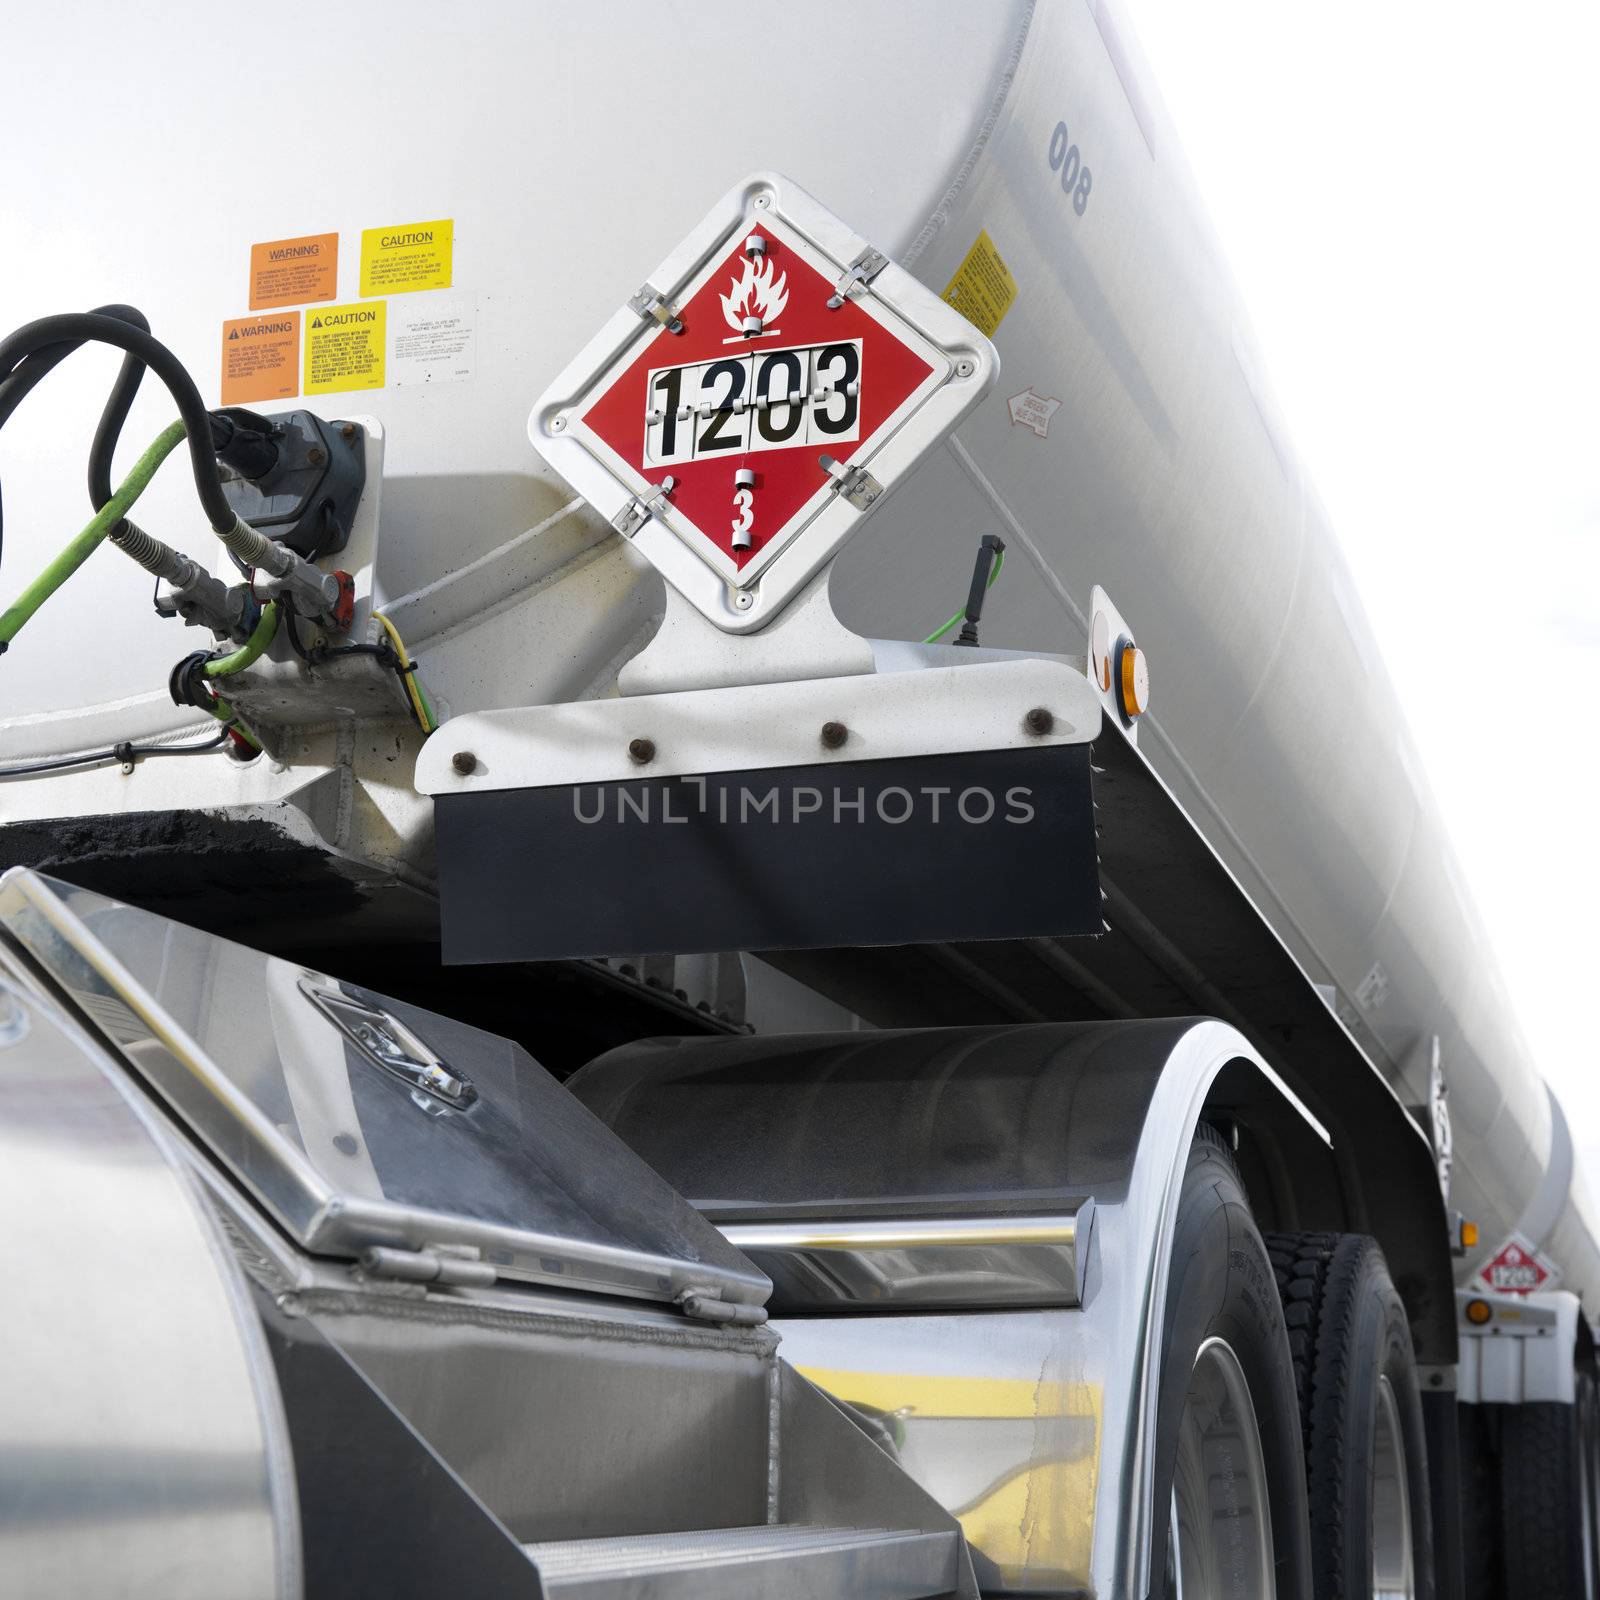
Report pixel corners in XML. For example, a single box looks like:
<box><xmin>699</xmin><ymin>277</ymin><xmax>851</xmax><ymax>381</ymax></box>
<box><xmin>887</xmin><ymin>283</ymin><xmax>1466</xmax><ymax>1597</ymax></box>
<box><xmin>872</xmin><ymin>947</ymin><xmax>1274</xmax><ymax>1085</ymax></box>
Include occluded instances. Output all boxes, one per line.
<box><xmin>677</xmin><ymin>1286</ymin><xmax>768</xmax><ymax>1326</ymax></box>
<box><xmin>359</xmin><ymin>1244</ymin><xmax>497</xmax><ymax>1288</ymax></box>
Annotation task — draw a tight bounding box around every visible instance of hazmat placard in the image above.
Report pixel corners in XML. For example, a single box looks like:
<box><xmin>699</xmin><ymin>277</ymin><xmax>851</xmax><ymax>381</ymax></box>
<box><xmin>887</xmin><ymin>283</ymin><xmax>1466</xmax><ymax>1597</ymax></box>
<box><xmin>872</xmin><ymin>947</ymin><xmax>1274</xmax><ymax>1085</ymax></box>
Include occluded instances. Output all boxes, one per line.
<box><xmin>249</xmin><ymin>232</ymin><xmax>338</xmax><ymax>310</ymax></box>
<box><xmin>942</xmin><ymin>229</ymin><xmax>1018</xmax><ymax>337</ymax></box>
<box><xmin>220</xmin><ymin>311</ymin><xmax>300</xmax><ymax>406</ymax></box>
<box><xmin>1477</xmin><ymin>1232</ymin><xmax>1560</xmax><ymax>1295</ymax></box>
<box><xmin>360</xmin><ymin>219</ymin><xmax>452</xmax><ymax>296</ymax></box>
<box><xmin>391</xmin><ymin>293</ymin><xmax>476</xmax><ymax>386</ymax></box>
<box><xmin>305</xmin><ymin>302</ymin><xmax>386</xmax><ymax>394</ymax></box>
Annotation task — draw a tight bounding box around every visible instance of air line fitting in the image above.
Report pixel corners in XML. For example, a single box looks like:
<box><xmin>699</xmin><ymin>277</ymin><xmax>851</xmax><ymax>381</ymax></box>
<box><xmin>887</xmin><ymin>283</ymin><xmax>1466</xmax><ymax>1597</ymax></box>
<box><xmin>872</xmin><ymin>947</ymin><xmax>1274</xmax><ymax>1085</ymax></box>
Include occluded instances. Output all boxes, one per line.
<box><xmin>221</xmin><ymin>514</ymin><xmax>344</xmax><ymax>626</ymax></box>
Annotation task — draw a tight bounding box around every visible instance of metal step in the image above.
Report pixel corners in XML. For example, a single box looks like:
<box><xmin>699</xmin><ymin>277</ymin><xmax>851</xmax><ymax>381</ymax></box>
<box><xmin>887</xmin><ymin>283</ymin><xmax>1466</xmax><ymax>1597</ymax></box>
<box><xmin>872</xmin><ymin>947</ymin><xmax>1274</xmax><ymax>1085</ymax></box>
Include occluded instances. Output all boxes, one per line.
<box><xmin>522</xmin><ymin>1523</ymin><xmax>960</xmax><ymax>1599</ymax></box>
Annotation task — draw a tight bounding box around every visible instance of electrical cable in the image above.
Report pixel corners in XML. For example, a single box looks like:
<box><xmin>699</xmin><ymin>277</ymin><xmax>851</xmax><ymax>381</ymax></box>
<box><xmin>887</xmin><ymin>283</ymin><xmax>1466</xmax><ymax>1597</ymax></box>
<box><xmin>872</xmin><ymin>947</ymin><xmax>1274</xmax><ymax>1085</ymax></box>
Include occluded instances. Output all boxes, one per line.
<box><xmin>373</xmin><ymin>611</ymin><xmax>436</xmax><ymax>733</ymax></box>
<box><xmin>203</xmin><ymin>602</ymin><xmax>278</xmax><ymax>678</ymax></box>
<box><xmin>0</xmin><ymin>312</ymin><xmax>234</xmax><ymax>534</ymax></box>
<box><xmin>281</xmin><ymin>601</ymin><xmax>435</xmax><ymax>734</ymax></box>
<box><xmin>0</xmin><ymin>303</ymin><xmax>152</xmax><ymax>566</ymax></box>
<box><xmin>0</xmin><ymin>727</ymin><xmax>232</xmax><ymax>780</ymax></box>
<box><xmin>923</xmin><ymin>546</ymin><xmax>1005</xmax><ymax>644</ymax></box>
<box><xmin>0</xmin><ymin>421</ymin><xmax>185</xmax><ymax>654</ymax></box>
<box><xmin>204</xmin><ymin>693</ymin><xmax>262</xmax><ymax>750</ymax></box>
<box><xmin>85</xmin><ymin>308</ymin><xmax>154</xmax><ymax>535</ymax></box>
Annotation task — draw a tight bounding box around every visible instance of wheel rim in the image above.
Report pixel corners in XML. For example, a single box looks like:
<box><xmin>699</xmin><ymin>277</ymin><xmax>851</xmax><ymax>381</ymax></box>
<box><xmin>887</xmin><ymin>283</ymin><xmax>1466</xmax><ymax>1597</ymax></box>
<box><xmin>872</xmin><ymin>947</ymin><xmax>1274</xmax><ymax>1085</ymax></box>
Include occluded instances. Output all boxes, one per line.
<box><xmin>1371</xmin><ymin>1374</ymin><xmax>1416</xmax><ymax>1600</ymax></box>
<box><xmin>1167</xmin><ymin>1336</ymin><xmax>1275</xmax><ymax>1599</ymax></box>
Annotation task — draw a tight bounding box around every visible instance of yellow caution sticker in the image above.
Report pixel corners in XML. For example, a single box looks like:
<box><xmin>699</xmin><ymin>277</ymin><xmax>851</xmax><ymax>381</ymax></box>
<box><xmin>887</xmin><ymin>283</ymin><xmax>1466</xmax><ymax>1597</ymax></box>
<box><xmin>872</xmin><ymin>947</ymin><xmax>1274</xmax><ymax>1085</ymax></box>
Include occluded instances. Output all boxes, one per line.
<box><xmin>305</xmin><ymin>301</ymin><xmax>385</xmax><ymax>394</ymax></box>
<box><xmin>250</xmin><ymin>232</ymin><xmax>337</xmax><ymax>310</ymax></box>
<box><xmin>941</xmin><ymin>229</ymin><xmax>1017</xmax><ymax>338</ymax></box>
<box><xmin>220</xmin><ymin>311</ymin><xmax>300</xmax><ymax>406</ymax></box>
<box><xmin>360</xmin><ymin>219</ymin><xmax>453</xmax><ymax>296</ymax></box>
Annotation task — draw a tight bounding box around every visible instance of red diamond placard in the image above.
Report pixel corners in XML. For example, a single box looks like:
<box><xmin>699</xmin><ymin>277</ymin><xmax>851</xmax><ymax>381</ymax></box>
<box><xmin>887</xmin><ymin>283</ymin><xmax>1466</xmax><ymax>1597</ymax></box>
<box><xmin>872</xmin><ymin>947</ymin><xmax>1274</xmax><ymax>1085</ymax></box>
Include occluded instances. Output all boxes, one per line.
<box><xmin>1478</xmin><ymin>1233</ymin><xmax>1556</xmax><ymax>1295</ymax></box>
<box><xmin>531</xmin><ymin>174</ymin><xmax>998</xmax><ymax>634</ymax></box>
<box><xmin>581</xmin><ymin>222</ymin><xmax>936</xmax><ymax>571</ymax></box>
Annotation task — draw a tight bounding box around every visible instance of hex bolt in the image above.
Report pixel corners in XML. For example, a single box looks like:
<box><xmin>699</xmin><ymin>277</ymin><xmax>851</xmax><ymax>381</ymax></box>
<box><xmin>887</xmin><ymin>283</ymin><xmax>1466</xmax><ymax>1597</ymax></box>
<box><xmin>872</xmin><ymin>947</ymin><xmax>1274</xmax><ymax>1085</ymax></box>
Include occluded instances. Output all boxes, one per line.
<box><xmin>452</xmin><ymin>751</ymin><xmax>478</xmax><ymax>776</ymax></box>
<box><xmin>820</xmin><ymin>721</ymin><xmax>849</xmax><ymax>750</ymax></box>
<box><xmin>628</xmin><ymin>737</ymin><xmax>656</xmax><ymax>764</ymax></box>
<box><xmin>340</xmin><ymin>422</ymin><xmax>358</xmax><ymax>440</ymax></box>
<box><xmin>1024</xmin><ymin>707</ymin><xmax>1055</xmax><ymax>736</ymax></box>
<box><xmin>308</xmin><ymin>447</ymin><xmax>326</xmax><ymax>466</ymax></box>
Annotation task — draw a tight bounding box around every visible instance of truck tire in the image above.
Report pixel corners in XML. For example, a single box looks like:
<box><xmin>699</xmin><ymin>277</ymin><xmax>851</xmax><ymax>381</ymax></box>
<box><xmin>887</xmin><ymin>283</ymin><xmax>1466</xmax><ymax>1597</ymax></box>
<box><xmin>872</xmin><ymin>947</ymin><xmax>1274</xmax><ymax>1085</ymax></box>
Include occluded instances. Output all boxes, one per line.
<box><xmin>1582</xmin><ymin>1370</ymin><xmax>1600</xmax><ymax>1600</ymax></box>
<box><xmin>1265</xmin><ymin>1231</ymin><xmax>1434</xmax><ymax>1600</ymax></box>
<box><xmin>1499</xmin><ymin>1399</ymin><xmax>1591</xmax><ymax>1599</ymax></box>
<box><xmin>1153</xmin><ymin>1123</ymin><xmax>1314</xmax><ymax>1598</ymax></box>
<box><xmin>1457</xmin><ymin>1401</ymin><xmax>1500</xmax><ymax>1600</ymax></box>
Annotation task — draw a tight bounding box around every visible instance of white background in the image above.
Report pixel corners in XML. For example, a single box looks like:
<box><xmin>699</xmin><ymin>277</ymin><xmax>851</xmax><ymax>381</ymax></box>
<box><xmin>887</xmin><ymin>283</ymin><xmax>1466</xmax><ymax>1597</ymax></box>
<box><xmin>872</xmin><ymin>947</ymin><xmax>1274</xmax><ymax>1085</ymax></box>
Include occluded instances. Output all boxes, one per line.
<box><xmin>1125</xmin><ymin>1</ymin><xmax>1600</xmax><ymax>1195</ymax></box>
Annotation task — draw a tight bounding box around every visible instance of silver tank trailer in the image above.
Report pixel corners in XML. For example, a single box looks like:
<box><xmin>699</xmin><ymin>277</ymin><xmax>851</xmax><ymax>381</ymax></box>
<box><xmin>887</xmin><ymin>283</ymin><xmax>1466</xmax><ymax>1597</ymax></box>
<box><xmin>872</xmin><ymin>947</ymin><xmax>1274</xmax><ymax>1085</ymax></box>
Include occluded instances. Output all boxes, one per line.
<box><xmin>0</xmin><ymin>0</ymin><xmax>1589</xmax><ymax>1302</ymax></box>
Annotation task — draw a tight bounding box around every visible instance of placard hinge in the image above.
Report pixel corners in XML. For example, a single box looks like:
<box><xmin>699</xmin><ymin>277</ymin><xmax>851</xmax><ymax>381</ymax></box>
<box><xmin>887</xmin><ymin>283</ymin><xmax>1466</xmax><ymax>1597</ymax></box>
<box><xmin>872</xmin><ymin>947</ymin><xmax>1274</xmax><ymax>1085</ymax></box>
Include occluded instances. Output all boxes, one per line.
<box><xmin>612</xmin><ymin>476</ymin><xmax>677</xmax><ymax>538</ymax></box>
<box><xmin>627</xmin><ymin>283</ymin><xmax>684</xmax><ymax>334</ymax></box>
<box><xmin>818</xmin><ymin>454</ymin><xmax>882</xmax><ymax>511</ymax></box>
<box><xmin>826</xmin><ymin>248</ymin><xmax>889</xmax><ymax>309</ymax></box>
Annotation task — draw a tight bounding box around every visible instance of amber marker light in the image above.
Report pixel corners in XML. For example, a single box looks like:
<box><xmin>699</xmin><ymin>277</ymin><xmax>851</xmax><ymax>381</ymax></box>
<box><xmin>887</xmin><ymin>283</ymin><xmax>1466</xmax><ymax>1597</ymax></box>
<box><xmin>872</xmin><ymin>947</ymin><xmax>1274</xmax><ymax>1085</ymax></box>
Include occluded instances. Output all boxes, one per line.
<box><xmin>1461</xmin><ymin>1219</ymin><xmax>1479</xmax><ymax>1249</ymax></box>
<box><xmin>1465</xmin><ymin>1298</ymin><xmax>1493</xmax><ymax>1326</ymax></box>
<box><xmin>1120</xmin><ymin>644</ymin><xmax>1150</xmax><ymax>717</ymax></box>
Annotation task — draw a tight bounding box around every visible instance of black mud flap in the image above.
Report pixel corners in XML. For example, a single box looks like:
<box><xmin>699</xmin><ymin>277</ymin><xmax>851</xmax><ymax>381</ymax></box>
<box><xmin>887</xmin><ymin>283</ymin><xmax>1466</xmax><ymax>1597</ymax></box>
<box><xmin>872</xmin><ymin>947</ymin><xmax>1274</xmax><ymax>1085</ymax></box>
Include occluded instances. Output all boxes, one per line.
<box><xmin>435</xmin><ymin>744</ymin><xmax>1101</xmax><ymax>963</ymax></box>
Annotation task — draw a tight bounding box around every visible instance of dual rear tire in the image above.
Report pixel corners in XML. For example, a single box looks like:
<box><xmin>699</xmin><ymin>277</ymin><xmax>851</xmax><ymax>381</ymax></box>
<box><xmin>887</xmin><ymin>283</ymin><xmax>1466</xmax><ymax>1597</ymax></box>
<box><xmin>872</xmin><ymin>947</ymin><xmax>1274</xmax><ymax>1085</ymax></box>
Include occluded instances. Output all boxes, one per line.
<box><xmin>1153</xmin><ymin>1126</ymin><xmax>1434</xmax><ymax>1599</ymax></box>
<box><xmin>1462</xmin><ymin>1375</ymin><xmax>1600</xmax><ymax>1599</ymax></box>
<box><xmin>1265</xmin><ymin>1231</ymin><xmax>1434</xmax><ymax>1600</ymax></box>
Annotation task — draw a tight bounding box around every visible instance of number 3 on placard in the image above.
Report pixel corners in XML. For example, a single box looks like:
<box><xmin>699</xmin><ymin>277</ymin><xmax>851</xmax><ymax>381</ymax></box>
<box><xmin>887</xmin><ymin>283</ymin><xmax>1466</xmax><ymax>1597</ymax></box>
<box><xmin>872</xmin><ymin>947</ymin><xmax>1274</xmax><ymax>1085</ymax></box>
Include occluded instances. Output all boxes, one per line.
<box><xmin>731</xmin><ymin>486</ymin><xmax>754</xmax><ymax>545</ymax></box>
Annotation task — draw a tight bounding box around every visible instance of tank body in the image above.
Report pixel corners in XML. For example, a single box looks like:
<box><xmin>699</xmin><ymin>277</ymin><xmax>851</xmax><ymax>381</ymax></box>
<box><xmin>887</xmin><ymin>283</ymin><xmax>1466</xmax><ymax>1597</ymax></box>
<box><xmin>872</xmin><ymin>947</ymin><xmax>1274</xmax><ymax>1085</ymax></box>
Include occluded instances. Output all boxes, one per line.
<box><xmin>0</xmin><ymin>0</ymin><xmax>1590</xmax><ymax>1299</ymax></box>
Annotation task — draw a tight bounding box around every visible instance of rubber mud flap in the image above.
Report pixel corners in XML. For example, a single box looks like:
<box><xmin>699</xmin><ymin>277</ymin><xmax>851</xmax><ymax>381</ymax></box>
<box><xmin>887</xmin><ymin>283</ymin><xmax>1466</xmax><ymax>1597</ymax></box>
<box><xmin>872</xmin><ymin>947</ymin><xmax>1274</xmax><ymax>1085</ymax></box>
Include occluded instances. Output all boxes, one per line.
<box><xmin>434</xmin><ymin>744</ymin><xmax>1101</xmax><ymax>963</ymax></box>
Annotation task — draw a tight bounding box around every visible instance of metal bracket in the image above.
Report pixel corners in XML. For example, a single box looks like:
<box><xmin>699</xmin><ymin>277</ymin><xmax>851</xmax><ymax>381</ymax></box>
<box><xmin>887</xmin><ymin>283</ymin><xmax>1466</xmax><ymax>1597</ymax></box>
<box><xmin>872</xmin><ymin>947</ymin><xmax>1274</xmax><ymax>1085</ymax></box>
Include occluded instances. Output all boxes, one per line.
<box><xmin>627</xmin><ymin>282</ymin><xmax>684</xmax><ymax>334</ymax></box>
<box><xmin>826</xmin><ymin>247</ymin><xmax>889</xmax><ymax>309</ymax></box>
<box><xmin>612</xmin><ymin>476</ymin><xmax>677</xmax><ymax>538</ymax></box>
<box><xmin>818</xmin><ymin>454</ymin><xmax>883</xmax><ymax>511</ymax></box>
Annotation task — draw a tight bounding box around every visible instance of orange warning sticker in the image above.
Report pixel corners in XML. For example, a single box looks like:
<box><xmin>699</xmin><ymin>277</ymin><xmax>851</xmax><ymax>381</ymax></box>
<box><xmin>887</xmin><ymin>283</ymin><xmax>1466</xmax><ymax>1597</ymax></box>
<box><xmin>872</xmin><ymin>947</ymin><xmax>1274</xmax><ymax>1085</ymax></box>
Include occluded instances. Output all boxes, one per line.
<box><xmin>221</xmin><ymin>311</ymin><xmax>300</xmax><ymax>406</ymax></box>
<box><xmin>250</xmin><ymin>232</ymin><xmax>338</xmax><ymax>310</ymax></box>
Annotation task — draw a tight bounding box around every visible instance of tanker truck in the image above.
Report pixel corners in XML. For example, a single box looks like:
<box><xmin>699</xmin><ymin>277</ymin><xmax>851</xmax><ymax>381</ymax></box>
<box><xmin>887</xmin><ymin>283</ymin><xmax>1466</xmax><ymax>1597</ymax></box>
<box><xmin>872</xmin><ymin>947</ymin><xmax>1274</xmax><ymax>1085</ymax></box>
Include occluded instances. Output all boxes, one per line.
<box><xmin>0</xmin><ymin>3</ymin><xmax>1593</xmax><ymax>1597</ymax></box>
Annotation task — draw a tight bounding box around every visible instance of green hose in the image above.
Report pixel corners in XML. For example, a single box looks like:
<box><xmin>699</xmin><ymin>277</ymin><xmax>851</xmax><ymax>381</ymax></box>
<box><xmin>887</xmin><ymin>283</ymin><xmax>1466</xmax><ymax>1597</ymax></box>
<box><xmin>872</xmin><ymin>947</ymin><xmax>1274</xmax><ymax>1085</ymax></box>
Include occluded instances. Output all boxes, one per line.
<box><xmin>204</xmin><ymin>693</ymin><xmax>262</xmax><ymax>751</ymax></box>
<box><xmin>923</xmin><ymin>547</ymin><xmax>1006</xmax><ymax>643</ymax></box>
<box><xmin>204</xmin><ymin>602</ymin><xmax>278</xmax><ymax>678</ymax></box>
<box><xmin>0</xmin><ymin>419</ymin><xmax>187</xmax><ymax>651</ymax></box>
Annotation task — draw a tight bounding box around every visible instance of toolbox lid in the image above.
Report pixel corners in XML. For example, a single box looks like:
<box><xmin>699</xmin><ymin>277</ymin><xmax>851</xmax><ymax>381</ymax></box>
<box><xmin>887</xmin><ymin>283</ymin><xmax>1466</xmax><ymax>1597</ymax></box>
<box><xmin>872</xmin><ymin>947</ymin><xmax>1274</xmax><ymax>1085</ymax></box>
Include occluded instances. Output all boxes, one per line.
<box><xmin>0</xmin><ymin>868</ymin><xmax>768</xmax><ymax>1311</ymax></box>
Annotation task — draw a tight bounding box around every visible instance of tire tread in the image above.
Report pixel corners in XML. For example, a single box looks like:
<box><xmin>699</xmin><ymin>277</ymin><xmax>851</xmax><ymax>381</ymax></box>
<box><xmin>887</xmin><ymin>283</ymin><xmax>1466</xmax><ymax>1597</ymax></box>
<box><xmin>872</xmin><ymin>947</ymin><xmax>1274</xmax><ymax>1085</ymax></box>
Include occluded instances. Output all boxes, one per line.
<box><xmin>1499</xmin><ymin>1401</ymin><xmax>1583</xmax><ymax>1598</ymax></box>
<box><xmin>1264</xmin><ymin>1230</ymin><xmax>1433</xmax><ymax>1599</ymax></box>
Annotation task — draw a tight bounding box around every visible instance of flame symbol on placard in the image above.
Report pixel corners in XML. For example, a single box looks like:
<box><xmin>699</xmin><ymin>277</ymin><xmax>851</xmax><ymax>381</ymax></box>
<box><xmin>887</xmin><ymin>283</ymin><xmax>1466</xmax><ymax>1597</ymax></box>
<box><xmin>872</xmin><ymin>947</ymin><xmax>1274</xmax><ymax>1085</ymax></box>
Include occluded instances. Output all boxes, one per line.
<box><xmin>721</xmin><ymin>256</ymin><xmax>788</xmax><ymax>333</ymax></box>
